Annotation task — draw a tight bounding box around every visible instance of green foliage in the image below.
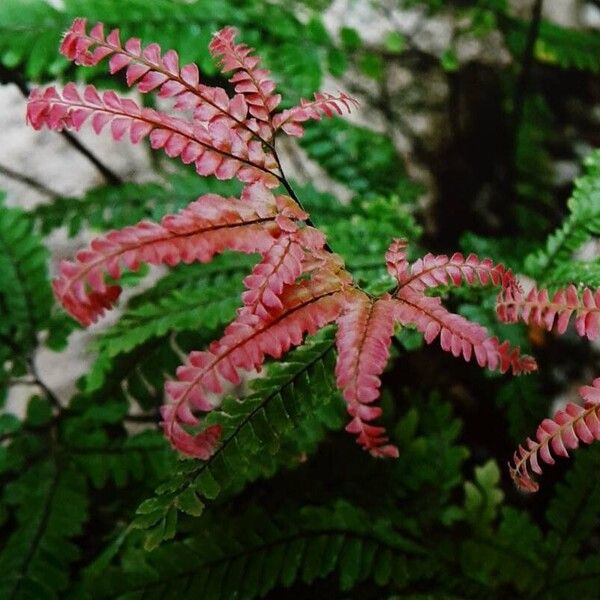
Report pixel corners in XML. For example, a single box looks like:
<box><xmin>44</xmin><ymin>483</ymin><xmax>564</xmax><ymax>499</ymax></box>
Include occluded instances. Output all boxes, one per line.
<box><xmin>89</xmin><ymin>501</ymin><xmax>422</xmax><ymax>598</ymax></box>
<box><xmin>1</xmin><ymin>2</ymin><xmax>600</xmax><ymax>598</ymax></box>
<box><xmin>299</xmin><ymin>119</ymin><xmax>422</xmax><ymax>198</ymax></box>
<box><xmin>0</xmin><ymin>198</ymin><xmax>53</xmax><ymax>350</ymax></box>
<box><xmin>506</xmin><ymin>16</ymin><xmax>600</xmax><ymax>73</ymax></box>
<box><xmin>130</xmin><ymin>329</ymin><xmax>345</xmax><ymax>549</ymax></box>
<box><xmin>462</xmin><ymin>460</ymin><xmax>504</xmax><ymax>531</ymax></box>
<box><xmin>496</xmin><ymin>375</ymin><xmax>548</xmax><ymax>442</ymax></box>
<box><xmin>0</xmin><ymin>0</ymin><xmax>338</xmax><ymax>100</ymax></box>
<box><xmin>461</xmin><ymin>446</ymin><xmax>600</xmax><ymax>597</ymax></box>
<box><xmin>83</xmin><ymin>254</ymin><xmax>252</xmax><ymax>406</ymax></box>
<box><xmin>514</xmin><ymin>95</ymin><xmax>556</xmax><ymax>229</ymax></box>
<box><xmin>0</xmin><ymin>460</ymin><xmax>88</xmax><ymax>599</ymax></box>
<box><xmin>525</xmin><ymin>149</ymin><xmax>600</xmax><ymax>284</ymax></box>
<box><xmin>34</xmin><ymin>172</ymin><xmax>241</xmax><ymax>236</ymax></box>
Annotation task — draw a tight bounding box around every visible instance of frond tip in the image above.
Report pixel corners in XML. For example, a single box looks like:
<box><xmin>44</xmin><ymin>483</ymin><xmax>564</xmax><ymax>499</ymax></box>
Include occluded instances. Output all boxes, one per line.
<box><xmin>510</xmin><ymin>378</ymin><xmax>600</xmax><ymax>492</ymax></box>
<box><xmin>497</xmin><ymin>283</ymin><xmax>600</xmax><ymax>341</ymax></box>
<box><xmin>335</xmin><ymin>290</ymin><xmax>399</xmax><ymax>457</ymax></box>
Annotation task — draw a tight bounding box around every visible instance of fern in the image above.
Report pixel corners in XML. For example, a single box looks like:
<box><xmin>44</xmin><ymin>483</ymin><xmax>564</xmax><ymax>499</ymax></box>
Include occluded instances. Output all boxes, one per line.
<box><xmin>67</xmin><ymin>428</ymin><xmax>173</xmax><ymax>490</ymax></box>
<box><xmin>89</xmin><ymin>501</ymin><xmax>425</xmax><ymax>598</ymax></box>
<box><xmin>0</xmin><ymin>199</ymin><xmax>54</xmax><ymax>351</ymax></box>
<box><xmin>496</xmin><ymin>375</ymin><xmax>549</xmax><ymax>442</ymax></box>
<box><xmin>536</xmin><ymin>445</ymin><xmax>600</xmax><ymax>597</ymax></box>
<box><xmin>0</xmin><ymin>0</ymin><xmax>336</xmax><ymax>100</ymax></box>
<box><xmin>299</xmin><ymin>118</ymin><xmax>420</xmax><ymax>197</ymax></box>
<box><xmin>508</xmin><ymin>379</ymin><xmax>600</xmax><ymax>493</ymax></box>
<box><xmin>498</xmin><ymin>277</ymin><xmax>600</xmax><ymax>490</ymax></box>
<box><xmin>29</xmin><ymin>23</ymin><xmax>533</xmax><ymax>462</ymax></box>
<box><xmin>92</xmin><ymin>269</ymin><xmax>244</xmax><ymax>357</ymax></box>
<box><xmin>34</xmin><ymin>172</ymin><xmax>241</xmax><ymax>236</ymax></box>
<box><xmin>460</xmin><ymin>506</ymin><xmax>545</xmax><ymax>594</ymax></box>
<box><xmin>461</xmin><ymin>446</ymin><xmax>600</xmax><ymax>596</ymax></box>
<box><xmin>0</xmin><ymin>460</ymin><xmax>88</xmax><ymax>599</ymax></box>
<box><xmin>525</xmin><ymin>149</ymin><xmax>600</xmax><ymax>283</ymax></box>
<box><xmin>129</xmin><ymin>329</ymin><xmax>345</xmax><ymax>548</ymax></box>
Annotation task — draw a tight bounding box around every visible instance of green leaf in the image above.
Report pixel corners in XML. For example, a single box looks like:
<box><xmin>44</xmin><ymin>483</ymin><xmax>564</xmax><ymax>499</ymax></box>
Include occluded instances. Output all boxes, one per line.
<box><xmin>463</xmin><ymin>460</ymin><xmax>504</xmax><ymax>530</ymax></box>
<box><xmin>440</xmin><ymin>48</ymin><xmax>459</xmax><ymax>72</ymax></box>
<box><xmin>359</xmin><ymin>51</ymin><xmax>384</xmax><ymax>79</ymax></box>
<box><xmin>25</xmin><ymin>396</ymin><xmax>53</xmax><ymax>426</ymax></box>
<box><xmin>384</xmin><ymin>31</ymin><xmax>406</xmax><ymax>54</ymax></box>
<box><xmin>340</xmin><ymin>26</ymin><xmax>361</xmax><ymax>50</ymax></box>
<box><xmin>133</xmin><ymin>329</ymin><xmax>345</xmax><ymax>547</ymax></box>
<box><xmin>0</xmin><ymin>461</ymin><xmax>88</xmax><ymax>598</ymax></box>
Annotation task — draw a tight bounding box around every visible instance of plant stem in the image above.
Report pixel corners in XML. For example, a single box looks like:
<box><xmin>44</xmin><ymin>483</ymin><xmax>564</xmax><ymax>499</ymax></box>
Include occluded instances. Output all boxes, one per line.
<box><xmin>0</xmin><ymin>162</ymin><xmax>59</xmax><ymax>197</ymax></box>
<box><xmin>0</xmin><ymin>64</ymin><xmax>123</xmax><ymax>186</ymax></box>
<box><xmin>274</xmin><ymin>148</ymin><xmax>334</xmax><ymax>253</ymax></box>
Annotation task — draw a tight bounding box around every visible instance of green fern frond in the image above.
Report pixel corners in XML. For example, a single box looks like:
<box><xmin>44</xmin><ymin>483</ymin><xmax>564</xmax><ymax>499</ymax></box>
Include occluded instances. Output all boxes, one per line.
<box><xmin>130</xmin><ymin>329</ymin><xmax>345</xmax><ymax>549</ymax></box>
<box><xmin>84</xmin><ymin>255</ymin><xmax>253</xmax><ymax>401</ymax></box>
<box><xmin>545</xmin><ymin>258</ymin><xmax>600</xmax><ymax>289</ymax></box>
<box><xmin>460</xmin><ymin>507</ymin><xmax>545</xmax><ymax>594</ymax></box>
<box><xmin>514</xmin><ymin>95</ymin><xmax>555</xmax><ymax>228</ymax></box>
<box><xmin>525</xmin><ymin>149</ymin><xmax>600</xmax><ymax>283</ymax></box>
<box><xmin>0</xmin><ymin>460</ymin><xmax>88</xmax><ymax>599</ymax></box>
<box><xmin>68</xmin><ymin>430</ymin><xmax>173</xmax><ymax>490</ymax></box>
<box><xmin>0</xmin><ymin>0</ymin><xmax>334</xmax><ymax>99</ymax></box>
<box><xmin>544</xmin><ymin>445</ymin><xmax>600</xmax><ymax>559</ymax></box>
<box><xmin>0</xmin><ymin>199</ymin><xmax>53</xmax><ymax>352</ymax></box>
<box><xmin>34</xmin><ymin>172</ymin><xmax>241</xmax><ymax>236</ymax></box>
<box><xmin>90</xmin><ymin>500</ymin><xmax>424</xmax><ymax>598</ymax></box>
<box><xmin>506</xmin><ymin>17</ymin><xmax>600</xmax><ymax>73</ymax></box>
<box><xmin>93</xmin><ymin>277</ymin><xmax>243</xmax><ymax>358</ymax></box>
<box><xmin>496</xmin><ymin>375</ymin><xmax>548</xmax><ymax>442</ymax></box>
<box><xmin>299</xmin><ymin>119</ymin><xmax>421</xmax><ymax>198</ymax></box>
<box><xmin>515</xmin><ymin>446</ymin><xmax>600</xmax><ymax>598</ymax></box>
<box><xmin>85</xmin><ymin>331</ymin><xmax>205</xmax><ymax>410</ymax></box>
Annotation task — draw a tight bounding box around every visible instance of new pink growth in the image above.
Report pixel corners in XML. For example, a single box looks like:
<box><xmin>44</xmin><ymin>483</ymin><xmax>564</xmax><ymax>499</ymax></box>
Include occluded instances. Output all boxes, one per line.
<box><xmin>498</xmin><ymin>283</ymin><xmax>600</xmax><ymax>340</ymax></box>
<box><xmin>51</xmin><ymin>185</ymin><xmax>292</xmax><ymax>325</ymax></box>
<box><xmin>163</xmin><ymin>266</ymin><xmax>348</xmax><ymax>457</ymax></box>
<box><xmin>335</xmin><ymin>291</ymin><xmax>399</xmax><ymax>457</ymax></box>
<box><xmin>28</xmin><ymin>20</ymin><xmax>533</xmax><ymax>465</ymax></box>
<box><xmin>499</xmin><ymin>278</ymin><xmax>600</xmax><ymax>491</ymax></box>
<box><xmin>510</xmin><ymin>378</ymin><xmax>600</xmax><ymax>492</ymax></box>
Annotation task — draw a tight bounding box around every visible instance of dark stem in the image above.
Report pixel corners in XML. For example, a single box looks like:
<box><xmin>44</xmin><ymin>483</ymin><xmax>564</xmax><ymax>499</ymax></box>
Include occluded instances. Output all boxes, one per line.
<box><xmin>273</xmin><ymin>148</ymin><xmax>334</xmax><ymax>253</ymax></box>
<box><xmin>27</xmin><ymin>356</ymin><xmax>63</xmax><ymax>411</ymax></box>
<box><xmin>0</xmin><ymin>334</ymin><xmax>63</xmax><ymax>412</ymax></box>
<box><xmin>0</xmin><ymin>64</ymin><xmax>123</xmax><ymax>186</ymax></box>
<box><xmin>512</xmin><ymin>0</ymin><xmax>544</xmax><ymax>164</ymax></box>
<box><xmin>0</xmin><ymin>162</ymin><xmax>59</xmax><ymax>197</ymax></box>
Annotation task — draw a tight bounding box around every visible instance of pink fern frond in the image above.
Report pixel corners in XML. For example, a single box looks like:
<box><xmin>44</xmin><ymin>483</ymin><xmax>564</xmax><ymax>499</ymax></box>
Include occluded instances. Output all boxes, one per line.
<box><xmin>385</xmin><ymin>238</ymin><xmax>410</xmax><ymax>284</ymax></box>
<box><xmin>510</xmin><ymin>378</ymin><xmax>600</xmax><ymax>492</ymax></box>
<box><xmin>59</xmin><ymin>19</ymin><xmax>270</xmax><ymax>138</ymax></box>
<box><xmin>335</xmin><ymin>290</ymin><xmax>399</xmax><ymax>457</ymax></box>
<box><xmin>53</xmin><ymin>185</ymin><xmax>295</xmax><ymax>325</ymax></box>
<box><xmin>497</xmin><ymin>283</ymin><xmax>600</xmax><ymax>341</ymax></box>
<box><xmin>241</xmin><ymin>227</ymin><xmax>326</xmax><ymax>319</ymax></box>
<box><xmin>402</xmin><ymin>252</ymin><xmax>509</xmax><ymax>292</ymax></box>
<box><xmin>272</xmin><ymin>92</ymin><xmax>359</xmax><ymax>137</ymax></box>
<box><xmin>395</xmin><ymin>288</ymin><xmax>537</xmax><ymax>375</ymax></box>
<box><xmin>162</xmin><ymin>268</ymin><xmax>348</xmax><ymax>457</ymax></box>
<box><xmin>26</xmin><ymin>84</ymin><xmax>278</xmax><ymax>187</ymax></box>
<box><xmin>209</xmin><ymin>27</ymin><xmax>280</xmax><ymax>128</ymax></box>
